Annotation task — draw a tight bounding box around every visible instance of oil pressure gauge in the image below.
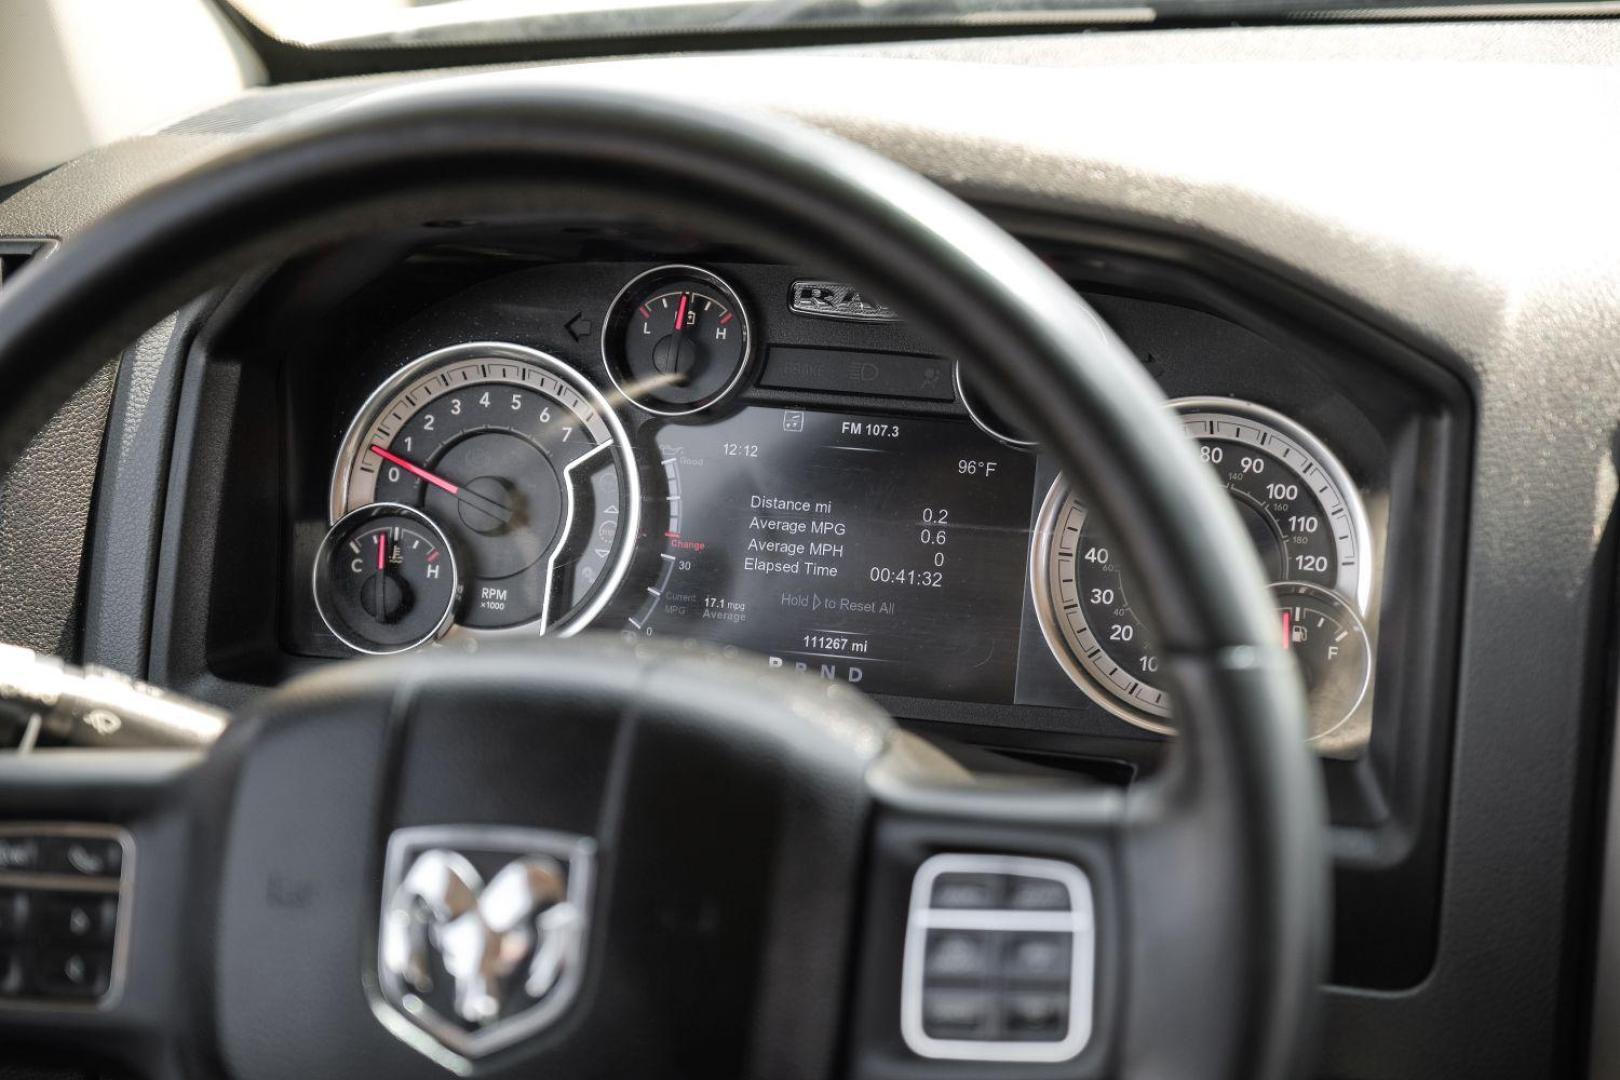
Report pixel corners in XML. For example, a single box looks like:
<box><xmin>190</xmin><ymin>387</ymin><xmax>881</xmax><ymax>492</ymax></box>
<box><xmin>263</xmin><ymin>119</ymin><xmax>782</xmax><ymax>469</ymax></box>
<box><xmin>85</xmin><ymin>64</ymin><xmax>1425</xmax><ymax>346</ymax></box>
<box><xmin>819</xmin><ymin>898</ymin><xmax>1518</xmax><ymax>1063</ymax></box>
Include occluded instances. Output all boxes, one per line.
<box><xmin>602</xmin><ymin>265</ymin><xmax>753</xmax><ymax>415</ymax></box>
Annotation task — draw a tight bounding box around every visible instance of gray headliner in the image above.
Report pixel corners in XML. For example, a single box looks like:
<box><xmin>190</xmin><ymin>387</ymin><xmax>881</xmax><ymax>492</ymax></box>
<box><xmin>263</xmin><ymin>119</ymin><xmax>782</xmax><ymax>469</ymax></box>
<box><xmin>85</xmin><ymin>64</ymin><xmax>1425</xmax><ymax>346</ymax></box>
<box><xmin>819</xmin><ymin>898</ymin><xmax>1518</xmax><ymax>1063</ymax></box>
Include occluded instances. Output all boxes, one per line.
<box><xmin>2</xmin><ymin>18</ymin><xmax>1617</xmax><ymax>1078</ymax></box>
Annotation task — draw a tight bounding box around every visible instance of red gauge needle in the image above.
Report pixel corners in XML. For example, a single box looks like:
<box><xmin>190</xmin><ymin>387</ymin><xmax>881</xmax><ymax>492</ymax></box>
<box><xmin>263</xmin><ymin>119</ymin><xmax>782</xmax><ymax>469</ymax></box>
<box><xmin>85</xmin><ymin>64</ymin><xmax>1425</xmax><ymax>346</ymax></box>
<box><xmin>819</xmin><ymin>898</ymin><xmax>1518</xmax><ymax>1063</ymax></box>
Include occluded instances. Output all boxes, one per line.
<box><xmin>1281</xmin><ymin>609</ymin><xmax>1293</xmax><ymax>650</ymax></box>
<box><xmin>673</xmin><ymin>291</ymin><xmax>689</xmax><ymax>332</ymax></box>
<box><xmin>368</xmin><ymin>444</ymin><xmax>514</xmax><ymax>526</ymax></box>
<box><xmin>376</xmin><ymin>531</ymin><xmax>387</xmax><ymax>571</ymax></box>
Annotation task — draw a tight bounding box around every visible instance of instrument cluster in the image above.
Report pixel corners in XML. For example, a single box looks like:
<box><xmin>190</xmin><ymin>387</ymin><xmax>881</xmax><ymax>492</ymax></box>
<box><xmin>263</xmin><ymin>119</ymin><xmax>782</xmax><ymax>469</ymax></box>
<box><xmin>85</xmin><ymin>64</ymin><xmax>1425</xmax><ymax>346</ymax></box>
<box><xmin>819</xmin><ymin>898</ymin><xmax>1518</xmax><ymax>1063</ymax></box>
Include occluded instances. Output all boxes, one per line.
<box><xmin>304</xmin><ymin>261</ymin><xmax>1386</xmax><ymax>758</ymax></box>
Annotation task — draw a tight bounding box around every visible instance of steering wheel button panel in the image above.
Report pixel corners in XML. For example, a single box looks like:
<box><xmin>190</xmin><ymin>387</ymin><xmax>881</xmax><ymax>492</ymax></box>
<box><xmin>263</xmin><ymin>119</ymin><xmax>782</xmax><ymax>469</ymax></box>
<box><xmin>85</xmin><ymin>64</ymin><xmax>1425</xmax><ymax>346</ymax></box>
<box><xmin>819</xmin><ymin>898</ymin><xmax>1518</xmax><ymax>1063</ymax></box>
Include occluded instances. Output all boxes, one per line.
<box><xmin>0</xmin><ymin>825</ymin><xmax>131</xmax><ymax>1009</ymax></box>
<box><xmin>902</xmin><ymin>853</ymin><xmax>1095</xmax><ymax>1062</ymax></box>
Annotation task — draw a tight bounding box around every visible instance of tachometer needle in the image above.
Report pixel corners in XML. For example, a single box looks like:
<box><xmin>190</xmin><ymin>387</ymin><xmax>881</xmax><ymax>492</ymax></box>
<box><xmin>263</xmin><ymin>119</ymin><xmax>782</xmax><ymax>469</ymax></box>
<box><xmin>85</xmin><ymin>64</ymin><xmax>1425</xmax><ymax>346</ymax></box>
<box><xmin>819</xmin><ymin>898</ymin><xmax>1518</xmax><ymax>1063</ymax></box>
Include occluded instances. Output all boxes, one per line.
<box><xmin>368</xmin><ymin>444</ymin><xmax>514</xmax><ymax>526</ymax></box>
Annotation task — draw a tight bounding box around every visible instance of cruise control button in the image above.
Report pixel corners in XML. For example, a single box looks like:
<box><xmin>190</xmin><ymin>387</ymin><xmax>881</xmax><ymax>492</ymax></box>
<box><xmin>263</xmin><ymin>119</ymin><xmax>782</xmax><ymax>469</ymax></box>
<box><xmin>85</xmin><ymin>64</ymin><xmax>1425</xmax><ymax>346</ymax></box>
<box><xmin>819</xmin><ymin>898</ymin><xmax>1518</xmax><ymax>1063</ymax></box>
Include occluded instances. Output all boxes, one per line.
<box><xmin>0</xmin><ymin>947</ymin><xmax>25</xmax><ymax>996</ymax></box>
<box><xmin>42</xmin><ymin>894</ymin><xmax>116</xmax><ymax>944</ymax></box>
<box><xmin>36</xmin><ymin>948</ymin><xmax>112</xmax><ymax>999</ymax></box>
<box><xmin>0</xmin><ymin>890</ymin><xmax>31</xmax><ymax>940</ymax></box>
<box><xmin>1003</xmin><ymin>990</ymin><xmax>1070</xmax><ymax>1039</ymax></box>
<box><xmin>924</xmin><ymin>930</ymin><xmax>993</xmax><ymax>981</ymax></box>
<box><xmin>930</xmin><ymin>873</ymin><xmax>1002</xmax><ymax>909</ymax></box>
<box><xmin>1004</xmin><ymin>932</ymin><xmax>1073</xmax><ymax>982</ymax></box>
<box><xmin>0</xmin><ymin>836</ymin><xmax>41</xmax><ymax>873</ymax></box>
<box><xmin>921</xmin><ymin>988</ymin><xmax>995</xmax><ymax>1039</ymax></box>
<box><xmin>43</xmin><ymin>837</ymin><xmax>122</xmax><ymax>879</ymax></box>
<box><xmin>1007</xmin><ymin>875</ymin><xmax>1072</xmax><ymax>911</ymax></box>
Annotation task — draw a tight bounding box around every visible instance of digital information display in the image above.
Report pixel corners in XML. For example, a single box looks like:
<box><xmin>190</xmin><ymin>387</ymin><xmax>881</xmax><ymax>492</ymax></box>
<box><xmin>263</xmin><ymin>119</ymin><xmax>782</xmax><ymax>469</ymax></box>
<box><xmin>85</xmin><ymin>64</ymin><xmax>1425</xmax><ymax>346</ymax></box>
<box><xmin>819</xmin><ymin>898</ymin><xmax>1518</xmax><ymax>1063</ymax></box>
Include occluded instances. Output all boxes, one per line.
<box><xmin>647</xmin><ymin>407</ymin><xmax>1039</xmax><ymax>702</ymax></box>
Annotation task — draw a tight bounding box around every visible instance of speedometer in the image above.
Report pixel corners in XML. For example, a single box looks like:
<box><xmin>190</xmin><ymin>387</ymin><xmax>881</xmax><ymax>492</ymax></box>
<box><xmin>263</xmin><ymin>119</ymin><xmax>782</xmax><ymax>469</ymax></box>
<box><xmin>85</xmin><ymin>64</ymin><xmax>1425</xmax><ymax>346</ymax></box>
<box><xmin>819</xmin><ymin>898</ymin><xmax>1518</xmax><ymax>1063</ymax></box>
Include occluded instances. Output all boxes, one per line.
<box><xmin>328</xmin><ymin>342</ymin><xmax>639</xmax><ymax>644</ymax></box>
<box><xmin>1032</xmin><ymin>397</ymin><xmax>1372</xmax><ymax>737</ymax></box>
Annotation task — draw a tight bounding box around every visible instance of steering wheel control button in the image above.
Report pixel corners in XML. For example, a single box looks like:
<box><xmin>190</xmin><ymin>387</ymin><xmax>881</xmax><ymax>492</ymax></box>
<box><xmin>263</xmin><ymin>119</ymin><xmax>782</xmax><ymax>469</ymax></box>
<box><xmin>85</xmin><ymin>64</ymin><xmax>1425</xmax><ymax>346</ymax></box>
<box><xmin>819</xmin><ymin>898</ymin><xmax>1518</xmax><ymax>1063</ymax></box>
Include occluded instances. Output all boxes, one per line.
<box><xmin>0</xmin><ymin>825</ymin><xmax>130</xmax><ymax>1009</ymax></box>
<box><xmin>902</xmin><ymin>854</ymin><xmax>1095</xmax><ymax>1063</ymax></box>
<box><xmin>0</xmin><ymin>836</ymin><xmax>41</xmax><ymax>873</ymax></box>
<box><xmin>43</xmin><ymin>836</ymin><xmax>122</xmax><ymax>879</ymax></box>
<box><xmin>1006</xmin><ymin>875</ymin><xmax>1073</xmax><ymax>910</ymax></box>
<box><xmin>930</xmin><ymin>873</ymin><xmax>1002</xmax><ymax>909</ymax></box>
<box><xmin>0</xmin><ymin>948</ymin><xmax>25</xmax><ymax>996</ymax></box>
<box><xmin>1003</xmin><ymin>991</ymin><xmax>1070</xmax><ymax>1037</ymax></box>
<box><xmin>35</xmin><ymin>948</ymin><xmax>112</xmax><ymax>999</ymax></box>
<box><xmin>41</xmin><ymin>895</ymin><xmax>117</xmax><ymax>944</ymax></box>
<box><xmin>1004</xmin><ymin>933</ymin><xmax>1073</xmax><ymax>982</ymax></box>
<box><xmin>0</xmin><ymin>890</ymin><xmax>30</xmax><ymax>939</ymax></box>
<box><xmin>920</xmin><ymin>988</ymin><xmax>996</xmax><ymax>1039</ymax></box>
<box><xmin>924</xmin><ymin>930</ymin><xmax>994</xmax><ymax>980</ymax></box>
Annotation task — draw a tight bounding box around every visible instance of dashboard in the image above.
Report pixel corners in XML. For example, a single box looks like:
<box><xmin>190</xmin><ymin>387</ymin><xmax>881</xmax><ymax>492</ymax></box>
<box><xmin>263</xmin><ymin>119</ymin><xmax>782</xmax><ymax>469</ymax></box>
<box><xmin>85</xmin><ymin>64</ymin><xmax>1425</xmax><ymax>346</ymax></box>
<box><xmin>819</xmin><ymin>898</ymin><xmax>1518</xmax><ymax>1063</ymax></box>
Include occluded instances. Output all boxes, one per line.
<box><xmin>303</xmin><ymin>259</ymin><xmax>1380</xmax><ymax>756</ymax></box>
<box><xmin>248</xmin><ymin>245</ymin><xmax>1417</xmax><ymax>772</ymax></box>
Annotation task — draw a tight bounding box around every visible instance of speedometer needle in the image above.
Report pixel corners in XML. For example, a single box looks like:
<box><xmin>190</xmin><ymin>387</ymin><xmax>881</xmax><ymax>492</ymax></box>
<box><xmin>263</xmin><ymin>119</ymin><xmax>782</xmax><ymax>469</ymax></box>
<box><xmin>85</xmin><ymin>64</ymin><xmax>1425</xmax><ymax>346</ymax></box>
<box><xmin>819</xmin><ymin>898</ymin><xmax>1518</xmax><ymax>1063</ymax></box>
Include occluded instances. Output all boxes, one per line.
<box><xmin>368</xmin><ymin>445</ymin><xmax>514</xmax><ymax>527</ymax></box>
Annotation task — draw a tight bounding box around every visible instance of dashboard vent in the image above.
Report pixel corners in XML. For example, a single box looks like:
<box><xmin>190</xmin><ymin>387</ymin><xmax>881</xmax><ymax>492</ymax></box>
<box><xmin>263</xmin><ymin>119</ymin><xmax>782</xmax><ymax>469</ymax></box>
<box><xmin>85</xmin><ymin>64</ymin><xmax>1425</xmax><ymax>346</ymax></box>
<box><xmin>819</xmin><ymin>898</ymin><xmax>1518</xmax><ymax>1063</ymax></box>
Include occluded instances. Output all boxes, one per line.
<box><xmin>0</xmin><ymin>238</ymin><xmax>55</xmax><ymax>290</ymax></box>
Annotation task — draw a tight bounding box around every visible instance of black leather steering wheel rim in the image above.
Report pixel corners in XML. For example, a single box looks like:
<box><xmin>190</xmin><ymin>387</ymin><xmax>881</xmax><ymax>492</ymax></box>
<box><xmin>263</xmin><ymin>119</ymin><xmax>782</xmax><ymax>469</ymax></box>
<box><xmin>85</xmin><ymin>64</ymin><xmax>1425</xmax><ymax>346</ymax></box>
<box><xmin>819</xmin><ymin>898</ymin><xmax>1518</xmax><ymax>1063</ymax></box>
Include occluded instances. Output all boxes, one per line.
<box><xmin>0</xmin><ymin>82</ymin><xmax>1326</xmax><ymax>1079</ymax></box>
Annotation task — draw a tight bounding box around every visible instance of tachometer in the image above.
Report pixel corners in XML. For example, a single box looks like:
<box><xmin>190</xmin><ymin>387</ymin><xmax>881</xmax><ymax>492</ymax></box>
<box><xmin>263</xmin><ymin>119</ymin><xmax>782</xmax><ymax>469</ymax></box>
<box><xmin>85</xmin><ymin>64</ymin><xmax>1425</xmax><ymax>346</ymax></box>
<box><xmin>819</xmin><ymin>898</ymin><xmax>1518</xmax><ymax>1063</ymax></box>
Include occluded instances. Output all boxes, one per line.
<box><xmin>329</xmin><ymin>342</ymin><xmax>639</xmax><ymax>642</ymax></box>
<box><xmin>1032</xmin><ymin>396</ymin><xmax>1372</xmax><ymax>738</ymax></box>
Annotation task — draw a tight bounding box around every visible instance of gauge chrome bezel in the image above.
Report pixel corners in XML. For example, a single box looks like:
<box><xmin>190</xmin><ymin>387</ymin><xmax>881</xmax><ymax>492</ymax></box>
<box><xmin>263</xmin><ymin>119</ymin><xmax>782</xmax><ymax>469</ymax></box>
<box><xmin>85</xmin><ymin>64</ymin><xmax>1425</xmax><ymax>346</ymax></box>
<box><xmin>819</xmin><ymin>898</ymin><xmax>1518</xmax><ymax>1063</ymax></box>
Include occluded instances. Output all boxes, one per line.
<box><xmin>328</xmin><ymin>341</ymin><xmax>641</xmax><ymax>644</ymax></box>
<box><xmin>953</xmin><ymin>360</ymin><xmax>1039</xmax><ymax>449</ymax></box>
<box><xmin>1031</xmin><ymin>395</ymin><xmax>1375</xmax><ymax>734</ymax></box>
<box><xmin>600</xmin><ymin>263</ymin><xmax>755</xmax><ymax>417</ymax></box>
<box><xmin>312</xmin><ymin>502</ymin><xmax>462</xmax><ymax>656</ymax></box>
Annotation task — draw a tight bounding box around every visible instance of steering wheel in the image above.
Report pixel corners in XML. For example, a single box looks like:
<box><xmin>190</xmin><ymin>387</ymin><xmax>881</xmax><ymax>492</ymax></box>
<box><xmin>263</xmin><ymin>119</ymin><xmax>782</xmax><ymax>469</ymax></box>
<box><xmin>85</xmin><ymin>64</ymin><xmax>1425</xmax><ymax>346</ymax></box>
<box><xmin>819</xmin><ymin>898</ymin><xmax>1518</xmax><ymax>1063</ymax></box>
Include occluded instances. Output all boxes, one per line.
<box><xmin>0</xmin><ymin>84</ymin><xmax>1325</xmax><ymax>1080</ymax></box>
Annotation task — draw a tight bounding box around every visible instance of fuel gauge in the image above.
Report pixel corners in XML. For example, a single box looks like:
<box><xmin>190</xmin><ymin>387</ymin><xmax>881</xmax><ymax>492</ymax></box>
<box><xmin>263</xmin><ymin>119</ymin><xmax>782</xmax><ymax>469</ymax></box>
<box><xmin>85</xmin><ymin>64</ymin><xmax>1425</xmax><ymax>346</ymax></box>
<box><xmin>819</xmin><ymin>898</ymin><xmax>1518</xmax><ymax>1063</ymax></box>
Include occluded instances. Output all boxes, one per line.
<box><xmin>314</xmin><ymin>503</ymin><xmax>461</xmax><ymax>654</ymax></box>
<box><xmin>1271</xmin><ymin>580</ymin><xmax>1372</xmax><ymax>741</ymax></box>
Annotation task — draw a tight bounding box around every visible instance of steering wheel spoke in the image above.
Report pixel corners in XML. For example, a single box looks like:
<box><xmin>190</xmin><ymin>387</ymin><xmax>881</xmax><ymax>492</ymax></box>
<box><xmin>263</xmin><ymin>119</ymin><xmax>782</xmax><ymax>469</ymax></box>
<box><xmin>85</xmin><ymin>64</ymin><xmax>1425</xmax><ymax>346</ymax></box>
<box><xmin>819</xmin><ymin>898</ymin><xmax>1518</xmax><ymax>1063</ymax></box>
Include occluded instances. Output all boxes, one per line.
<box><xmin>847</xmin><ymin>743</ymin><xmax>1127</xmax><ymax>1077</ymax></box>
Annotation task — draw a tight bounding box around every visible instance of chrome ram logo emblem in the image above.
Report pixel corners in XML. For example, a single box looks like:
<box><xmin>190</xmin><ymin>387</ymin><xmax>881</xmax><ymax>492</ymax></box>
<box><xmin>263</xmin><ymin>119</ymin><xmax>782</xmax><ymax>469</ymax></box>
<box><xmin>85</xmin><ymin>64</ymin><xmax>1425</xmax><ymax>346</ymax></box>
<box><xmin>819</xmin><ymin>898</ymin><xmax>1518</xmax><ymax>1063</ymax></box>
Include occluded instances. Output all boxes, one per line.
<box><xmin>375</xmin><ymin>826</ymin><xmax>594</xmax><ymax>1065</ymax></box>
<box><xmin>788</xmin><ymin>279</ymin><xmax>899</xmax><ymax>322</ymax></box>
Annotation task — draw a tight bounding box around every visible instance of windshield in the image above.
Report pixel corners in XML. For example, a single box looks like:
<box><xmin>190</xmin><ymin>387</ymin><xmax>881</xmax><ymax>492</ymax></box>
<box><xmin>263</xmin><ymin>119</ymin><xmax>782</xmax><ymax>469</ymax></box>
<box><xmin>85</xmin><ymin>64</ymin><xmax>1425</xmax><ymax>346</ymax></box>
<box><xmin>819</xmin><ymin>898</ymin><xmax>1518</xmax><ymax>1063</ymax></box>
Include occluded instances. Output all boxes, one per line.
<box><xmin>231</xmin><ymin>0</ymin><xmax>1600</xmax><ymax>46</ymax></box>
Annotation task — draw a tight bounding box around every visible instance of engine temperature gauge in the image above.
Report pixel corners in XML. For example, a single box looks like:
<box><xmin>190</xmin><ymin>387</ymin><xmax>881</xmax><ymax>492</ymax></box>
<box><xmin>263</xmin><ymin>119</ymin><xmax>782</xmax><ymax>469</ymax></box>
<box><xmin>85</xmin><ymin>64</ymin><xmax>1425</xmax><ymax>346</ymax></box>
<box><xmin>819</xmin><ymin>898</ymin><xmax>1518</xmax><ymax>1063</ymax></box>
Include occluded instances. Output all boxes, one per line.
<box><xmin>603</xmin><ymin>265</ymin><xmax>752</xmax><ymax>415</ymax></box>
<box><xmin>313</xmin><ymin>503</ymin><xmax>460</xmax><ymax>654</ymax></box>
